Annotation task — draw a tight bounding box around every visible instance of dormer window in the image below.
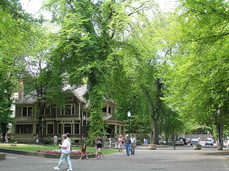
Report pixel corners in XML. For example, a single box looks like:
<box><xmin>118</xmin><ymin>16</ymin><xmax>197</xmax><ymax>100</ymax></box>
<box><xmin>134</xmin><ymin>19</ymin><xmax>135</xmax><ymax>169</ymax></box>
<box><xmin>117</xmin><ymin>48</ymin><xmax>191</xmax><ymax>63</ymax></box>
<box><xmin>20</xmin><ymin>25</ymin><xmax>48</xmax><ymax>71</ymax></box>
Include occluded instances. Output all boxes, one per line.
<box><xmin>60</xmin><ymin>104</ymin><xmax>75</xmax><ymax>115</ymax></box>
<box><xmin>102</xmin><ymin>107</ymin><xmax>107</xmax><ymax>112</ymax></box>
<box><xmin>22</xmin><ymin>106</ymin><xmax>32</xmax><ymax>117</ymax></box>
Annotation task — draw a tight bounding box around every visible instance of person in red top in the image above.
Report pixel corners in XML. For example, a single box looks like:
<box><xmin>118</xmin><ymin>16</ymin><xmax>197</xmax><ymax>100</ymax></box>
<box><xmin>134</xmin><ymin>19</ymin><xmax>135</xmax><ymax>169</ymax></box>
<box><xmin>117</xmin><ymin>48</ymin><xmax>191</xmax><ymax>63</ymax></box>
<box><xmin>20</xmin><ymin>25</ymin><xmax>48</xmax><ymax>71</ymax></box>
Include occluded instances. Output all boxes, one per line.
<box><xmin>79</xmin><ymin>134</ymin><xmax>88</xmax><ymax>160</ymax></box>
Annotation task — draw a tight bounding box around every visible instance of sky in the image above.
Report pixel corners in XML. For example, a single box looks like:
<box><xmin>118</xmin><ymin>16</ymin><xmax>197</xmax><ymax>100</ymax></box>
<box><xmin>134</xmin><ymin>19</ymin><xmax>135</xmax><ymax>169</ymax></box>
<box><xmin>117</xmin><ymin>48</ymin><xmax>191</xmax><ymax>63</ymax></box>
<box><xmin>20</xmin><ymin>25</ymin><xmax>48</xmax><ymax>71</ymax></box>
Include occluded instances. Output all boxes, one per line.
<box><xmin>20</xmin><ymin>0</ymin><xmax>42</xmax><ymax>15</ymax></box>
<box><xmin>20</xmin><ymin>0</ymin><xmax>178</xmax><ymax>17</ymax></box>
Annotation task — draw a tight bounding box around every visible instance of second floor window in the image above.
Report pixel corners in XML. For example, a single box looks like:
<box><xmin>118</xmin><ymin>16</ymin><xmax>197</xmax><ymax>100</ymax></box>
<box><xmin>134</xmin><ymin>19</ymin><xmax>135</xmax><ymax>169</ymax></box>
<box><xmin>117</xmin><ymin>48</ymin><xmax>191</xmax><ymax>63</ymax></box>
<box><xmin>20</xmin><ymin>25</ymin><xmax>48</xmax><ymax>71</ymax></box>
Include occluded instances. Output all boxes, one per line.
<box><xmin>22</xmin><ymin>107</ymin><xmax>33</xmax><ymax>117</ymax></box>
<box><xmin>61</xmin><ymin>104</ymin><xmax>75</xmax><ymax>115</ymax></box>
<box><xmin>45</xmin><ymin>105</ymin><xmax>57</xmax><ymax>116</ymax></box>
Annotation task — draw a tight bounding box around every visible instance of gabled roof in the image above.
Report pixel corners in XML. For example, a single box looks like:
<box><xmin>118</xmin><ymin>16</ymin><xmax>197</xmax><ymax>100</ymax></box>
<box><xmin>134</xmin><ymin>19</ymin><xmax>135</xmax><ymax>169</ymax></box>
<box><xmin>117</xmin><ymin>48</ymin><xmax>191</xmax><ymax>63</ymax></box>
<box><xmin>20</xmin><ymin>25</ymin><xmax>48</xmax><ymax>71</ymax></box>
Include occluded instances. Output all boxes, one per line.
<box><xmin>72</xmin><ymin>85</ymin><xmax>87</xmax><ymax>102</ymax></box>
<box><xmin>15</xmin><ymin>85</ymin><xmax>115</xmax><ymax>108</ymax></box>
<box><xmin>16</xmin><ymin>92</ymin><xmax>36</xmax><ymax>104</ymax></box>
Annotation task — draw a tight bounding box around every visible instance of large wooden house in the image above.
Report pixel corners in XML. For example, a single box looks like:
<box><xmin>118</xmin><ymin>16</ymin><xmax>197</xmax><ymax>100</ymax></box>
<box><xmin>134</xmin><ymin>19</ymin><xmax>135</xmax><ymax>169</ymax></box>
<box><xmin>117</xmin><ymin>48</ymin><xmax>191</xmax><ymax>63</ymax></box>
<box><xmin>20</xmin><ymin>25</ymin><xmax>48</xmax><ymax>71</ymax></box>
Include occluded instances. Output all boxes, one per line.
<box><xmin>13</xmin><ymin>85</ymin><xmax>124</xmax><ymax>143</ymax></box>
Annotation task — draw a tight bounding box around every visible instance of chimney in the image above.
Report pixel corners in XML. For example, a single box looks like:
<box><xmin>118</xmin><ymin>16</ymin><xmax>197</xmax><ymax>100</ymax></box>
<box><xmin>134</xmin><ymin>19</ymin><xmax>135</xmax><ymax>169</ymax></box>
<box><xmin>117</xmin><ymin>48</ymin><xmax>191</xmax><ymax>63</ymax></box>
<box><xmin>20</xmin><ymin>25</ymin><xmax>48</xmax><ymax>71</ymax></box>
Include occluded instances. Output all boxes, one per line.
<box><xmin>18</xmin><ymin>80</ymin><xmax>24</xmax><ymax>100</ymax></box>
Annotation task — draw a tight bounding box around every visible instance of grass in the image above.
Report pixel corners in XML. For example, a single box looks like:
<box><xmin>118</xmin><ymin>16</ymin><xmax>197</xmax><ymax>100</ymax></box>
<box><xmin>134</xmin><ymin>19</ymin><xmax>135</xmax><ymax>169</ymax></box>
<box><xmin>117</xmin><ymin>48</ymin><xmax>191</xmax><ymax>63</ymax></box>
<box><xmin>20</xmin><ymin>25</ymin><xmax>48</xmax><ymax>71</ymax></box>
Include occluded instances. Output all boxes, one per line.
<box><xmin>0</xmin><ymin>143</ymin><xmax>117</xmax><ymax>155</ymax></box>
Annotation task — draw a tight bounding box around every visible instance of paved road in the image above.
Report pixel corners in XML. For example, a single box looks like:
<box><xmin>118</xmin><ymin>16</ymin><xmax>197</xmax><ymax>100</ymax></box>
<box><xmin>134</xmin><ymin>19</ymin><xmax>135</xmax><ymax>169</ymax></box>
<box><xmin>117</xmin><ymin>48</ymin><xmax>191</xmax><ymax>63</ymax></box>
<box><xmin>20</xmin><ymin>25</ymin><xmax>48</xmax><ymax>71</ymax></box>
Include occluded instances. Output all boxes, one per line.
<box><xmin>0</xmin><ymin>146</ymin><xmax>228</xmax><ymax>171</ymax></box>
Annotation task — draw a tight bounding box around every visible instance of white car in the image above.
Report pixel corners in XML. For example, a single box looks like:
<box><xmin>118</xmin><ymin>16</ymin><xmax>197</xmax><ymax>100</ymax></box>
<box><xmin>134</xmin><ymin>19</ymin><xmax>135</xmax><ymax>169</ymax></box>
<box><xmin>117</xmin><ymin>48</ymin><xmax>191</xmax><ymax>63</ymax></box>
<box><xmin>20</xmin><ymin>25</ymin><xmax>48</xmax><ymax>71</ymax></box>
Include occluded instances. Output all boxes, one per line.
<box><xmin>205</xmin><ymin>138</ymin><xmax>214</xmax><ymax>146</ymax></box>
<box><xmin>190</xmin><ymin>138</ymin><xmax>199</xmax><ymax>145</ymax></box>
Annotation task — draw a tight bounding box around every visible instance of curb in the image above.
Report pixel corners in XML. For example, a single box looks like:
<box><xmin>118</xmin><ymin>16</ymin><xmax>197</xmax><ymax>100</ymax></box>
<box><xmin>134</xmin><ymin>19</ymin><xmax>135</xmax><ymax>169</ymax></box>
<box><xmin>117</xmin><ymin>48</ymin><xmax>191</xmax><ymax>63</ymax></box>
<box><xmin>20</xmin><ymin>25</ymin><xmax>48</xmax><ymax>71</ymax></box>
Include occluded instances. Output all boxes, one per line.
<box><xmin>0</xmin><ymin>148</ymin><xmax>95</xmax><ymax>159</ymax></box>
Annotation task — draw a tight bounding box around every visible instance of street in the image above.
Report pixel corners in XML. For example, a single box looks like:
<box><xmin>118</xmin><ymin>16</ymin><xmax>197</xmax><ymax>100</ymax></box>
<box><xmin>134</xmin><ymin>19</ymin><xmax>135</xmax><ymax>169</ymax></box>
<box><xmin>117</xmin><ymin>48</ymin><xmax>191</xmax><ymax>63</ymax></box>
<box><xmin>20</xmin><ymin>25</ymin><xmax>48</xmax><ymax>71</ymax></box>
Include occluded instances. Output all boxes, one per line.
<box><xmin>0</xmin><ymin>146</ymin><xmax>228</xmax><ymax>171</ymax></box>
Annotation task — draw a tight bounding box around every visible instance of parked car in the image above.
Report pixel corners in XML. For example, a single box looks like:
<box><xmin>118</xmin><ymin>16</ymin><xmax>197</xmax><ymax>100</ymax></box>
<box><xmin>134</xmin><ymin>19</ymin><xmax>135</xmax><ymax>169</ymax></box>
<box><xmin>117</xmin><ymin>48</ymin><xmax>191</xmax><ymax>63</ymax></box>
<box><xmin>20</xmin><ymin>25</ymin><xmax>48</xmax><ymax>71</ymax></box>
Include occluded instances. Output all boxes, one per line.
<box><xmin>205</xmin><ymin>138</ymin><xmax>214</xmax><ymax>146</ymax></box>
<box><xmin>185</xmin><ymin>138</ymin><xmax>191</xmax><ymax>144</ymax></box>
<box><xmin>175</xmin><ymin>138</ymin><xmax>185</xmax><ymax>146</ymax></box>
<box><xmin>190</xmin><ymin>138</ymin><xmax>199</xmax><ymax>145</ymax></box>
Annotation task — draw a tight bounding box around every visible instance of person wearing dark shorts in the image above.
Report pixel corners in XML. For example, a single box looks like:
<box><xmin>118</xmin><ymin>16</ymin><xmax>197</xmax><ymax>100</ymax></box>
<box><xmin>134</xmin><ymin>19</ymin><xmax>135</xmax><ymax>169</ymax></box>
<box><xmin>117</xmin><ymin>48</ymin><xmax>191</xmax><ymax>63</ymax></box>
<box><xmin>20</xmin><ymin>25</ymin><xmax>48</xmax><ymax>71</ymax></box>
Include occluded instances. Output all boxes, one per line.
<box><xmin>79</xmin><ymin>134</ymin><xmax>88</xmax><ymax>160</ymax></box>
<box><xmin>95</xmin><ymin>135</ymin><xmax>103</xmax><ymax>159</ymax></box>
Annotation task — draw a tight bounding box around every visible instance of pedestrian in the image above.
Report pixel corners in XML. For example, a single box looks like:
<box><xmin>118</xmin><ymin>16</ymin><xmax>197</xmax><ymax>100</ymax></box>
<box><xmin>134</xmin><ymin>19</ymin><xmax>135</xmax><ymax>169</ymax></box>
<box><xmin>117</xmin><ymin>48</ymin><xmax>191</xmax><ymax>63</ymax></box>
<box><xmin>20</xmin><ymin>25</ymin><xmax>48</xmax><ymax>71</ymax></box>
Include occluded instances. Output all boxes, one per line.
<box><xmin>95</xmin><ymin>135</ymin><xmax>103</xmax><ymax>159</ymax></box>
<box><xmin>144</xmin><ymin>138</ymin><xmax>148</xmax><ymax>144</ymax></box>
<box><xmin>66</xmin><ymin>133</ymin><xmax>72</xmax><ymax>150</ymax></box>
<box><xmin>108</xmin><ymin>137</ymin><xmax>112</xmax><ymax>148</ymax></box>
<box><xmin>79</xmin><ymin>134</ymin><xmax>88</xmax><ymax>160</ymax></box>
<box><xmin>34</xmin><ymin>134</ymin><xmax>39</xmax><ymax>143</ymax></box>
<box><xmin>53</xmin><ymin>135</ymin><xmax>58</xmax><ymax>146</ymax></box>
<box><xmin>117</xmin><ymin>135</ymin><xmax>124</xmax><ymax>155</ymax></box>
<box><xmin>5</xmin><ymin>133</ymin><xmax>8</xmax><ymax>143</ymax></box>
<box><xmin>66</xmin><ymin>133</ymin><xmax>72</xmax><ymax>144</ymax></box>
<box><xmin>54</xmin><ymin>134</ymin><xmax>73</xmax><ymax>171</ymax></box>
<box><xmin>125</xmin><ymin>135</ymin><xmax>131</xmax><ymax>156</ymax></box>
<box><xmin>130</xmin><ymin>134</ymin><xmax>136</xmax><ymax>155</ymax></box>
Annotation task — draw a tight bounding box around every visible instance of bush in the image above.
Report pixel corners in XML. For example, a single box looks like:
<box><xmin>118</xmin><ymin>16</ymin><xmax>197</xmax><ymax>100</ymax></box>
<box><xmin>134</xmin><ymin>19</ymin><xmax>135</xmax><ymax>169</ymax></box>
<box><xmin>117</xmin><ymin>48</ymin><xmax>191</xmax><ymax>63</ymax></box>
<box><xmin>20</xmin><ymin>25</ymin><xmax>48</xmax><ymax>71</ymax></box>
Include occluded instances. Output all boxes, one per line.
<box><xmin>43</xmin><ymin>137</ymin><xmax>53</xmax><ymax>144</ymax></box>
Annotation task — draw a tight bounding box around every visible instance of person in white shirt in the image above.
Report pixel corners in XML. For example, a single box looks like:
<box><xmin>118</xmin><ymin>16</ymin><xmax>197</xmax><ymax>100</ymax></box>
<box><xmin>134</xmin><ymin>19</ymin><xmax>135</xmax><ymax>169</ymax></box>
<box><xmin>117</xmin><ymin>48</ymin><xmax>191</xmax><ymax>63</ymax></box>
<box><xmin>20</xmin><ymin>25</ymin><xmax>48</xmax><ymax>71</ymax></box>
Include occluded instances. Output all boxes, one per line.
<box><xmin>53</xmin><ymin>135</ymin><xmax>58</xmax><ymax>146</ymax></box>
<box><xmin>54</xmin><ymin>134</ymin><xmax>73</xmax><ymax>171</ymax></box>
<box><xmin>130</xmin><ymin>135</ymin><xmax>136</xmax><ymax>155</ymax></box>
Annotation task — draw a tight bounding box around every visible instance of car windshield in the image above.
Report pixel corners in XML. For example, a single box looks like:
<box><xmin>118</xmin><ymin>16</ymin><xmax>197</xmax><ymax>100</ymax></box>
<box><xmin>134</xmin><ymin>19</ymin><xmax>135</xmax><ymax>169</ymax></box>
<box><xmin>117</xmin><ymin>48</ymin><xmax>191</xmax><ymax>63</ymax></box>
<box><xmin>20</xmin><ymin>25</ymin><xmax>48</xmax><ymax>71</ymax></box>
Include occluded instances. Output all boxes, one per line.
<box><xmin>206</xmin><ymin>138</ymin><xmax>213</xmax><ymax>141</ymax></box>
<box><xmin>191</xmin><ymin>139</ymin><xmax>198</xmax><ymax>141</ymax></box>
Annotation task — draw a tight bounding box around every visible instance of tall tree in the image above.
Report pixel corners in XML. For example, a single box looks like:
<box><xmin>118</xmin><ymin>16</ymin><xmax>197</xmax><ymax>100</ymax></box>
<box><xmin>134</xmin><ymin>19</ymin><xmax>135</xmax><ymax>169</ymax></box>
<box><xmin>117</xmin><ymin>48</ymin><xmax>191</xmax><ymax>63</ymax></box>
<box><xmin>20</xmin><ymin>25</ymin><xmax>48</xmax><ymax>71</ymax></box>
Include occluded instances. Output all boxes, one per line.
<box><xmin>104</xmin><ymin>8</ymin><xmax>177</xmax><ymax>144</ymax></box>
<box><xmin>164</xmin><ymin>0</ymin><xmax>229</xmax><ymax>149</ymax></box>
<box><xmin>45</xmin><ymin>0</ymin><xmax>157</xmax><ymax>141</ymax></box>
<box><xmin>0</xmin><ymin>0</ymin><xmax>36</xmax><ymax>142</ymax></box>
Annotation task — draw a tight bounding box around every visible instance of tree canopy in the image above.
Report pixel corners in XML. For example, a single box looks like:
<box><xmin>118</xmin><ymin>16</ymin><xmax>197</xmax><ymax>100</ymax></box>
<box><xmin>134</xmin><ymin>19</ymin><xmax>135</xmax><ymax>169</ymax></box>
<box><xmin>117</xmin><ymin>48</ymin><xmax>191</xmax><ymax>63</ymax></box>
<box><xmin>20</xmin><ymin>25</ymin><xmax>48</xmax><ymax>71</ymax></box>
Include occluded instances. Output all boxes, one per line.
<box><xmin>0</xmin><ymin>0</ymin><xmax>228</xmax><ymax>146</ymax></box>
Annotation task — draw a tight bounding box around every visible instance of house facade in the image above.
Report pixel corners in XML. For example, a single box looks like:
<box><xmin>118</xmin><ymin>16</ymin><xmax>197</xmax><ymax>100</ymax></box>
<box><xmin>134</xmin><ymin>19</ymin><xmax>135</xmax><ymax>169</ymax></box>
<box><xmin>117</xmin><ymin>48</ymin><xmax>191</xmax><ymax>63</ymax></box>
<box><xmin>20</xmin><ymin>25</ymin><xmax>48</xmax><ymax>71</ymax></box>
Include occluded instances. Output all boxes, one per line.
<box><xmin>13</xmin><ymin>85</ymin><xmax>125</xmax><ymax>143</ymax></box>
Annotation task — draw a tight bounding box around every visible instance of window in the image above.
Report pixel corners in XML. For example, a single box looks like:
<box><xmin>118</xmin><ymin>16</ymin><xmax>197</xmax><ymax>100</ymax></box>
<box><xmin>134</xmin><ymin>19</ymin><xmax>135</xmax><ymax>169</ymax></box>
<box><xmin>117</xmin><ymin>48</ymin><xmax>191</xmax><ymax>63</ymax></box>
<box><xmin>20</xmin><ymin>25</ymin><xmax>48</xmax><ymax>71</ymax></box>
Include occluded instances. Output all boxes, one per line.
<box><xmin>65</xmin><ymin>105</ymin><xmax>72</xmax><ymax>115</ymax></box>
<box><xmin>22</xmin><ymin>107</ymin><xmax>33</xmax><ymax>117</ymax></box>
<box><xmin>45</xmin><ymin>105</ymin><xmax>56</xmax><ymax>116</ymax></box>
<box><xmin>102</xmin><ymin>107</ymin><xmax>107</xmax><ymax>112</ymax></box>
<box><xmin>47</xmin><ymin>124</ymin><xmax>54</xmax><ymax>135</ymax></box>
<box><xmin>16</xmin><ymin>125</ymin><xmax>33</xmax><ymax>134</ymax></box>
<box><xmin>28</xmin><ymin>107</ymin><xmax>32</xmax><ymax>116</ymax></box>
<box><xmin>64</xmin><ymin>124</ymin><xmax>72</xmax><ymax>134</ymax></box>
<box><xmin>51</xmin><ymin>105</ymin><xmax>56</xmax><ymax>115</ymax></box>
<box><xmin>66</xmin><ymin>96</ymin><xmax>74</xmax><ymax>102</ymax></box>
<box><xmin>22</xmin><ymin>107</ymin><xmax>27</xmax><ymax>116</ymax></box>
<box><xmin>60</xmin><ymin>104</ymin><xmax>75</xmax><ymax>115</ymax></box>
<box><xmin>58</xmin><ymin>124</ymin><xmax>62</xmax><ymax>135</ymax></box>
<box><xmin>75</xmin><ymin>124</ymin><xmax>80</xmax><ymax>134</ymax></box>
<box><xmin>45</xmin><ymin>106</ymin><xmax>51</xmax><ymax>116</ymax></box>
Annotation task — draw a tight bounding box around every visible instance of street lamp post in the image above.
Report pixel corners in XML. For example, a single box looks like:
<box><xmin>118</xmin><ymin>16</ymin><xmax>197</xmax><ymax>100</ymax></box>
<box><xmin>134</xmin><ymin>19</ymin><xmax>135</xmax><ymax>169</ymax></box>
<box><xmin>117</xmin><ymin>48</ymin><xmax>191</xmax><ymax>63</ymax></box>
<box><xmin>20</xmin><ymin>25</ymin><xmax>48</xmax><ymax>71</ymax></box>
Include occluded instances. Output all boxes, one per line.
<box><xmin>127</xmin><ymin>111</ymin><xmax>131</xmax><ymax>138</ymax></box>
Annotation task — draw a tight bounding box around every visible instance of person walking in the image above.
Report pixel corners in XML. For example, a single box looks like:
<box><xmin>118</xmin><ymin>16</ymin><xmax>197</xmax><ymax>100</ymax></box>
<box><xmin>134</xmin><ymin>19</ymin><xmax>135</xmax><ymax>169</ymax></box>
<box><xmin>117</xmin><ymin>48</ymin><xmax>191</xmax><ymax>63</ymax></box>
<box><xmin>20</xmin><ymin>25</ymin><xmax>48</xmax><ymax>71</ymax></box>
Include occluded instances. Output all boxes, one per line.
<box><xmin>130</xmin><ymin>135</ymin><xmax>136</xmax><ymax>155</ymax></box>
<box><xmin>53</xmin><ymin>135</ymin><xmax>58</xmax><ymax>146</ymax></box>
<box><xmin>125</xmin><ymin>135</ymin><xmax>131</xmax><ymax>156</ymax></box>
<box><xmin>4</xmin><ymin>133</ymin><xmax>8</xmax><ymax>143</ymax></box>
<box><xmin>117</xmin><ymin>135</ymin><xmax>124</xmax><ymax>155</ymax></box>
<box><xmin>79</xmin><ymin>134</ymin><xmax>88</xmax><ymax>160</ymax></box>
<box><xmin>95</xmin><ymin>135</ymin><xmax>103</xmax><ymax>159</ymax></box>
<box><xmin>34</xmin><ymin>134</ymin><xmax>39</xmax><ymax>143</ymax></box>
<box><xmin>54</xmin><ymin>134</ymin><xmax>73</xmax><ymax>171</ymax></box>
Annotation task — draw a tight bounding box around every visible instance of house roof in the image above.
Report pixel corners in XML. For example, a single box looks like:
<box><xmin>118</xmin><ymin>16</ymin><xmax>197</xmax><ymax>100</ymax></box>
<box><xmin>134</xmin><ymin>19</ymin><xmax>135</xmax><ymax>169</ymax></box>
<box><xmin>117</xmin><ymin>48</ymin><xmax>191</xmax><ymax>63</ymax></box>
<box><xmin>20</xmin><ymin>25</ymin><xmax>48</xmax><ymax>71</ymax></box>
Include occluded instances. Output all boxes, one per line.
<box><xmin>15</xmin><ymin>85</ymin><xmax>114</xmax><ymax>107</ymax></box>
<box><xmin>16</xmin><ymin>92</ymin><xmax>36</xmax><ymax>104</ymax></box>
<box><xmin>72</xmin><ymin>85</ymin><xmax>87</xmax><ymax>102</ymax></box>
<box><xmin>16</xmin><ymin>85</ymin><xmax>87</xmax><ymax>105</ymax></box>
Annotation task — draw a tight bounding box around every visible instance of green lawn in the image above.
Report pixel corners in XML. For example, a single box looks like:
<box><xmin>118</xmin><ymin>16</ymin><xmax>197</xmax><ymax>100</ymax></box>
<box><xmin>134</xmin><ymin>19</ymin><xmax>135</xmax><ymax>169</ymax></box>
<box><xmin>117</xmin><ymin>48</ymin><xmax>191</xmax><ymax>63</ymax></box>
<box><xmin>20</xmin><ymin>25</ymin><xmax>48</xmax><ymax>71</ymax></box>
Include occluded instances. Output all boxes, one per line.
<box><xmin>0</xmin><ymin>143</ymin><xmax>117</xmax><ymax>155</ymax></box>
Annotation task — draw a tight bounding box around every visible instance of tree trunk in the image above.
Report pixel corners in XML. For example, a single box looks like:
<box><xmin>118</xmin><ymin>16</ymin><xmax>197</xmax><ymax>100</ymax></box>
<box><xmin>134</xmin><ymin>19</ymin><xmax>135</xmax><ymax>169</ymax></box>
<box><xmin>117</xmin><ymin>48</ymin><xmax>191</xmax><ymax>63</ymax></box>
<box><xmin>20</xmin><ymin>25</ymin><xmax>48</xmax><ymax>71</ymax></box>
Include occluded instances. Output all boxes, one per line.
<box><xmin>217</xmin><ymin>123</ymin><xmax>223</xmax><ymax>150</ymax></box>
<box><xmin>152</xmin><ymin>118</ymin><xmax>159</xmax><ymax>144</ymax></box>
<box><xmin>1</xmin><ymin>131</ymin><xmax>6</xmax><ymax>143</ymax></box>
<box><xmin>37</xmin><ymin>101</ymin><xmax>45</xmax><ymax>143</ymax></box>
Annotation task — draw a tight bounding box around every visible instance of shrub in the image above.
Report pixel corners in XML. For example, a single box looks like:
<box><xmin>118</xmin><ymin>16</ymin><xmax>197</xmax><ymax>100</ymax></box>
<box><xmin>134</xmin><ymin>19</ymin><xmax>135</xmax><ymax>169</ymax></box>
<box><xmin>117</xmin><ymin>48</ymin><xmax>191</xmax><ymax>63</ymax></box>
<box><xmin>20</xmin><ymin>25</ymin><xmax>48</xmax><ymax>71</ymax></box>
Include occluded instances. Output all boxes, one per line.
<box><xmin>43</xmin><ymin>137</ymin><xmax>53</xmax><ymax>144</ymax></box>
